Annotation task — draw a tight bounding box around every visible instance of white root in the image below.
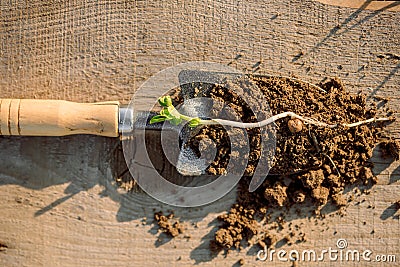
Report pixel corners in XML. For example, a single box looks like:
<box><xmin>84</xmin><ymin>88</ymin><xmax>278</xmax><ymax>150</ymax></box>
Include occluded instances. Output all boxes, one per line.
<box><xmin>199</xmin><ymin>111</ymin><xmax>390</xmax><ymax>129</ymax></box>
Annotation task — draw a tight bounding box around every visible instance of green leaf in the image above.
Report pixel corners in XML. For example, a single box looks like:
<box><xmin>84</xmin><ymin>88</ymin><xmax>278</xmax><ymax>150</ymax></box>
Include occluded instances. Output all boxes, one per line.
<box><xmin>160</xmin><ymin>108</ymin><xmax>170</xmax><ymax>117</ymax></box>
<box><xmin>158</xmin><ymin>96</ymin><xmax>173</xmax><ymax>107</ymax></box>
<box><xmin>188</xmin><ymin>118</ymin><xmax>201</xmax><ymax>128</ymax></box>
<box><xmin>150</xmin><ymin>115</ymin><xmax>167</xmax><ymax>124</ymax></box>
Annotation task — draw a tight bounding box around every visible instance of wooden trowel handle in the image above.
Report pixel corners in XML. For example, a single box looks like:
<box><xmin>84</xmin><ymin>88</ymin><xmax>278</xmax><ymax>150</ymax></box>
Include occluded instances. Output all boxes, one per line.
<box><xmin>0</xmin><ymin>99</ymin><xmax>120</xmax><ymax>137</ymax></box>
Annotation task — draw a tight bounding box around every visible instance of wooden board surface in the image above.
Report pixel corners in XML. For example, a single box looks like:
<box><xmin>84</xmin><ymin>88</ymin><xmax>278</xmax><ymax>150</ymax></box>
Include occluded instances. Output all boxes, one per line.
<box><xmin>0</xmin><ymin>1</ymin><xmax>399</xmax><ymax>266</ymax></box>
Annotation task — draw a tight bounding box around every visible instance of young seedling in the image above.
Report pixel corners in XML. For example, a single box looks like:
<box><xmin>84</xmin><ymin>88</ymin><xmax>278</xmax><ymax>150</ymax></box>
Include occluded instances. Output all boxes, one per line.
<box><xmin>150</xmin><ymin>96</ymin><xmax>391</xmax><ymax>130</ymax></box>
<box><xmin>150</xmin><ymin>96</ymin><xmax>202</xmax><ymax>128</ymax></box>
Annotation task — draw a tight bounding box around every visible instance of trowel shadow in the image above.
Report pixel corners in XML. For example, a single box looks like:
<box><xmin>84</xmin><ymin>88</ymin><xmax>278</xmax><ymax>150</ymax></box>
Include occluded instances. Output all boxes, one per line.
<box><xmin>0</xmin><ymin>135</ymin><xmax>117</xmax><ymax>217</ymax></box>
<box><xmin>0</xmin><ymin>134</ymin><xmax>236</xmax><ymax>237</ymax></box>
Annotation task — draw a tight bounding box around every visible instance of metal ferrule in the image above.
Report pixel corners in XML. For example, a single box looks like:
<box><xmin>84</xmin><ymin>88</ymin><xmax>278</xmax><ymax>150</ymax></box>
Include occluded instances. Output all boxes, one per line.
<box><xmin>118</xmin><ymin>106</ymin><xmax>134</xmax><ymax>133</ymax></box>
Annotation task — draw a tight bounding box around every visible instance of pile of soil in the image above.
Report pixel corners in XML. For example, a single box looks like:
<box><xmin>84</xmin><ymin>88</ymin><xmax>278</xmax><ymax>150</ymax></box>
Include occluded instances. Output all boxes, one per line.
<box><xmin>188</xmin><ymin>76</ymin><xmax>393</xmax><ymax>179</ymax></box>
<box><xmin>178</xmin><ymin>75</ymin><xmax>396</xmax><ymax>251</ymax></box>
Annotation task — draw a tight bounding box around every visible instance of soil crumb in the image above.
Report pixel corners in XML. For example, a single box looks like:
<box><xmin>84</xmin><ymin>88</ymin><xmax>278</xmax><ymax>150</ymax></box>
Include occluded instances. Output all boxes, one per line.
<box><xmin>263</xmin><ymin>182</ymin><xmax>288</xmax><ymax>207</ymax></box>
<box><xmin>154</xmin><ymin>211</ymin><xmax>184</xmax><ymax>237</ymax></box>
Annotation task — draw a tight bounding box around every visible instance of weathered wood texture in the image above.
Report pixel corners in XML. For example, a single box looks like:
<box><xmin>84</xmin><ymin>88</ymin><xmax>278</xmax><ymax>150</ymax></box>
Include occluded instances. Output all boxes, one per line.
<box><xmin>0</xmin><ymin>1</ymin><xmax>399</xmax><ymax>266</ymax></box>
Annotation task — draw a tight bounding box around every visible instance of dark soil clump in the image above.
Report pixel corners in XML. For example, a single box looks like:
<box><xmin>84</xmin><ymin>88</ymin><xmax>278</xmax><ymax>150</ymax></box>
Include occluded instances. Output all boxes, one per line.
<box><xmin>380</xmin><ymin>139</ymin><xmax>400</xmax><ymax>160</ymax></box>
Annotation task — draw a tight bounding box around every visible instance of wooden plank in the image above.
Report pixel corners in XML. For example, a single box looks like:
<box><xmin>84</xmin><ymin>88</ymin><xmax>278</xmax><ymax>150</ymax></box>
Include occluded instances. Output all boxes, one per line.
<box><xmin>0</xmin><ymin>0</ymin><xmax>399</xmax><ymax>266</ymax></box>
